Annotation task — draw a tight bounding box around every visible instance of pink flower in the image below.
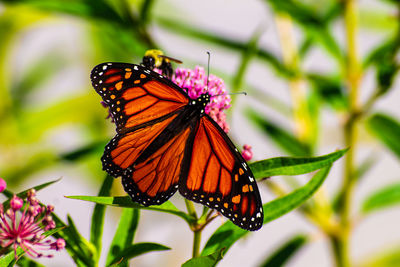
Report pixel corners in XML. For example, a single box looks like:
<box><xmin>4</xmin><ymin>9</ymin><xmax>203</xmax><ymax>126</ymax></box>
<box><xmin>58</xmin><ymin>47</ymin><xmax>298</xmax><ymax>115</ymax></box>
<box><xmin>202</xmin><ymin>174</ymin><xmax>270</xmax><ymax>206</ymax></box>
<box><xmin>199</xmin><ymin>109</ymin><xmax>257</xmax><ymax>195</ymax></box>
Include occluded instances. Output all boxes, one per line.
<box><xmin>241</xmin><ymin>144</ymin><xmax>253</xmax><ymax>161</ymax></box>
<box><xmin>0</xmin><ymin>178</ymin><xmax>6</xmax><ymax>193</ymax></box>
<box><xmin>0</xmin><ymin>189</ymin><xmax>65</xmax><ymax>259</ymax></box>
<box><xmin>172</xmin><ymin>66</ymin><xmax>231</xmax><ymax>132</ymax></box>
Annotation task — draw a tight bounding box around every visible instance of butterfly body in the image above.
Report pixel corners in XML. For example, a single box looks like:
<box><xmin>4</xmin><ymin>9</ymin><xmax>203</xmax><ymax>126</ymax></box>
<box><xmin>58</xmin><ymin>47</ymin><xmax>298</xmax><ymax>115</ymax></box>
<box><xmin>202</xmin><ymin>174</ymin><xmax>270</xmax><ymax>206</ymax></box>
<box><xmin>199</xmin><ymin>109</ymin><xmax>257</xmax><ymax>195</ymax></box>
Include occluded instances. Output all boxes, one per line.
<box><xmin>91</xmin><ymin>62</ymin><xmax>263</xmax><ymax>230</ymax></box>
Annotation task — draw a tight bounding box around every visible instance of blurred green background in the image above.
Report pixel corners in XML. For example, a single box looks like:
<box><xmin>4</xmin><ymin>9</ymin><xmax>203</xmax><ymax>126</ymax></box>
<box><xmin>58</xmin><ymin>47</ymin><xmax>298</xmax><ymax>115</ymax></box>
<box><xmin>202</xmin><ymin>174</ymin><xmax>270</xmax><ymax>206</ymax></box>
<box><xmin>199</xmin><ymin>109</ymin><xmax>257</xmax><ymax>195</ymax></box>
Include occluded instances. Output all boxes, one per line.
<box><xmin>1</xmin><ymin>0</ymin><xmax>400</xmax><ymax>266</ymax></box>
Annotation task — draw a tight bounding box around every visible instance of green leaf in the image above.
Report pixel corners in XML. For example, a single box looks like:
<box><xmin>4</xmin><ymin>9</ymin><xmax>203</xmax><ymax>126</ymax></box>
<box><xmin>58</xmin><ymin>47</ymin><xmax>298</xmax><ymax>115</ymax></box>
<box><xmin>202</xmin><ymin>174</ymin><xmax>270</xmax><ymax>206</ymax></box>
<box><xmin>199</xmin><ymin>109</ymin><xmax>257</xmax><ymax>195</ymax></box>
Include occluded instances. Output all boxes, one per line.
<box><xmin>250</xmin><ymin>149</ymin><xmax>347</xmax><ymax>179</ymax></box>
<box><xmin>60</xmin><ymin>140</ymin><xmax>106</xmax><ymax>161</ymax></box>
<box><xmin>11</xmin><ymin>51</ymin><xmax>66</xmax><ymax>109</ymax></box>
<box><xmin>307</xmin><ymin>73</ymin><xmax>348</xmax><ymax>110</ymax></box>
<box><xmin>182</xmin><ymin>248</ymin><xmax>225</xmax><ymax>267</ymax></box>
<box><xmin>232</xmin><ymin>31</ymin><xmax>261</xmax><ymax>94</ymax></box>
<box><xmin>361</xmin><ymin>182</ymin><xmax>400</xmax><ymax>214</ymax></box>
<box><xmin>358</xmin><ymin>245</ymin><xmax>400</xmax><ymax>267</ymax></box>
<box><xmin>1</xmin><ymin>0</ymin><xmax>125</xmax><ymax>24</ymax></box>
<box><xmin>156</xmin><ymin>17</ymin><xmax>293</xmax><ymax>77</ymax></box>
<box><xmin>14</xmin><ymin>256</ymin><xmax>45</xmax><ymax>267</ymax></box>
<box><xmin>1</xmin><ymin>178</ymin><xmax>60</xmax><ymax>209</ymax></box>
<box><xmin>66</xmin><ymin>195</ymin><xmax>192</xmax><ymax>223</ymax></box>
<box><xmin>366</xmin><ymin>113</ymin><xmax>400</xmax><ymax>159</ymax></box>
<box><xmin>107</xmin><ymin>242</ymin><xmax>170</xmax><ymax>266</ymax></box>
<box><xmin>19</xmin><ymin>94</ymin><xmax>101</xmax><ymax>143</ymax></box>
<box><xmin>259</xmin><ymin>234</ymin><xmax>308</xmax><ymax>267</ymax></box>
<box><xmin>363</xmin><ymin>36</ymin><xmax>400</xmax><ymax>96</ymax></box>
<box><xmin>202</xmin><ymin>166</ymin><xmax>331</xmax><ymax>256</ymax></box>
<box><xmin>266</xmin><ymin>0</ymin><xmax>342</xmax><ymax>61</ymax></box>
<box><xmin>246</xmin><ymin>108</ymin><xmax>311</xmax><ymax>156</ymax></box>
<box><xmin>140</xmin><ymin>0</ymin><xmax>155</xmax><ymax>24</ymax></box>
<box><xmin>52</xmin><ymin>214</ymin><xmax>96</xmax><ymax>266</ymax></box>
<box><xmin>90</xmin><ymin>175</ymin><xmax>114</xmax><ymax>255</ymax></box>
<box><xmin>106</xmin><ymin>208</ymin><xmax>140</xmax><ymax>267</ymax></box>
<box><xmin>0</xmin><ymin>247</ymin><xmax>25</xmax><ymax>267</ymax></box>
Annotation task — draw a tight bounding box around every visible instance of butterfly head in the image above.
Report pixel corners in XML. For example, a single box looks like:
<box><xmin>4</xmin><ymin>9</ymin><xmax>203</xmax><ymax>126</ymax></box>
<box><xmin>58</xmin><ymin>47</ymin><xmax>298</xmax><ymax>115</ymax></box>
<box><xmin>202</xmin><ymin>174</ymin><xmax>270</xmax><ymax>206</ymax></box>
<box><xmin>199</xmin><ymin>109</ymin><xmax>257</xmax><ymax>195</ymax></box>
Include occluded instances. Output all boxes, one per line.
<box><xmin>190</xmin><ymin>93</ymin><xmax>211</xmax><ymax>115</ymax></box>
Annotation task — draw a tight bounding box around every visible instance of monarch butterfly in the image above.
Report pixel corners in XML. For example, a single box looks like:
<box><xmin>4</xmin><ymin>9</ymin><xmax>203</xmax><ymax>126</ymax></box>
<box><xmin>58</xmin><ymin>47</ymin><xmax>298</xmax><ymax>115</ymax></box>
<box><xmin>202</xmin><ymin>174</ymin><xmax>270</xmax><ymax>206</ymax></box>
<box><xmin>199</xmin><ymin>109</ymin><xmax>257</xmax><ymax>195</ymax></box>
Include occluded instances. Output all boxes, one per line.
<box><xmin>91</xmin><ymin>59</ymin><xmax>263</xmax><ymax>231</ymax></box>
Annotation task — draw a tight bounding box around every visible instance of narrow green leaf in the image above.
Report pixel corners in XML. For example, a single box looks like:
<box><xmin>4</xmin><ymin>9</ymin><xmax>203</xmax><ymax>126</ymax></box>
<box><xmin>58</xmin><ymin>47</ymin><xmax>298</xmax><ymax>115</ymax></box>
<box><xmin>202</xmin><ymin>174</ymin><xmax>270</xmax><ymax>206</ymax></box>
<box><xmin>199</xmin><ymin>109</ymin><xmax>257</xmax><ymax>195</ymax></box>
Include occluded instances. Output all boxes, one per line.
<box><xmin>250</xmin><ymin>149</ymin><xmax>347</xmax><ymax>178</ymax></box>
<box><xmin>182</xmin><ymin>248</ymin><xmax>225</xmax><ymax>267</ymax></box>
<box><xmin>358</xmin><ymin>245</ymin><xmax>400</xmax><ymax>267</ymax></box>
<box><xmin>0</xmin><ymin>247</ymin><xmax>25</xmax><ymax>267</ymax></box>
<box><xmin>156</xmin><ymin>17</ymin><xmax>293</xmax><ymax>77</ymax></box>
<box><xmin>202</xmin><ymin>166</ymin><xmax>331</xmax><ymax>256</ymax></box>
<box><xmin>60</xmin><ymin>140</ymin><xmax>106</xmax><ymax>161</ymax></box>
<box><xmin>11</xmin><ymin>51</ymin><xmax>66</xmax><ymax>109</ymax></box>
<box><xmin>1</xmin><ymin>178</ymin><xmax>60</xmax><ymax>209</ymax></box>
<box><xmin>307</xmin><ymin>73</ymin><xmax>348</xmax><ymax>110</ymax></box>
<box><xmin>140</xmin><ymin>0</ymin><xmax>155</xmax><ymax>24</ymax></box>
<box><xmin>52</xmin><ymin>214</ymin><xmax>96</xmax><ymax>266</ymax></box>
<box><xmin>90</xmin><ymin>175</ymin><xmax>114</xmax><ymax>254</ymax></box>
<box><xmin>52</xmin><ymin>215</ymin><xmax>93</xmax><ymax>267</ymax></box>
<box><xmin>259</xmin><ymin>234</ymin><xmax>308</xmax><ymax>267</ymax></box>
<box><xmin>246</xmin><ymin>108</ymin><xmax>311</xmax><ymax>156</ymax></box>
<box><xmin>267</xmin><ymin>0</ymin><xmax>343</xmax><ymax>61</ymax></box>
<box><xmin>361</xmin><ymin>183</ymin><xmax>400</xmax><ymax>214</ymax></box>
<box><xmin>1</xmin><ymin>0</ymin><xmax>125</xmax><ymax>24</ymax></box>
<box><xmin>107</xmin><ymin>242</ymin><xmax>170</xmax><ymax>266</ymax></box>
<box><xmin>366</xmin><ymin>113</ymin><xmax>400</xmax><ymax>159</ymax></box>
<box><xmin>232</xmin><ymin>31</ymin><xmax>261</xmax><ymax>93</ymax></box>
<box><xmin>12</xmin><ymin>256</ymin><xmax>45</xmax><ymax>267</ymax></box>
<box><xmin>106</xmin><ymin>208</ymin><xmax>140</xmax><ymax>267</ymax></box>
<box><xmin>66</xmin><ymin>195</ymin><xmax>191</xmax><ymax>223</ymax></box>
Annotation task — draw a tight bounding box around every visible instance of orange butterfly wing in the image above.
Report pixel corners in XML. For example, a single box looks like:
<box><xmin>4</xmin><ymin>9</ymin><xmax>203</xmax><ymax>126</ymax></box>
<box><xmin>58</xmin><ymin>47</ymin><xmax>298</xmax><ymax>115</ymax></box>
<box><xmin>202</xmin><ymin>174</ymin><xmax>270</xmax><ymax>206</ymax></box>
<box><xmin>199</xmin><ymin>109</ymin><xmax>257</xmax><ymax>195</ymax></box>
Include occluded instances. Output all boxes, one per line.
<box><xmin>179</xmin><ymin>116</ymin><xmax>263</xmax><ymax>230</ymax></box>
<box><xmin>91</xmin><ymin>62</ymin><xmax>189</xmax><ymax>133</ymax></box>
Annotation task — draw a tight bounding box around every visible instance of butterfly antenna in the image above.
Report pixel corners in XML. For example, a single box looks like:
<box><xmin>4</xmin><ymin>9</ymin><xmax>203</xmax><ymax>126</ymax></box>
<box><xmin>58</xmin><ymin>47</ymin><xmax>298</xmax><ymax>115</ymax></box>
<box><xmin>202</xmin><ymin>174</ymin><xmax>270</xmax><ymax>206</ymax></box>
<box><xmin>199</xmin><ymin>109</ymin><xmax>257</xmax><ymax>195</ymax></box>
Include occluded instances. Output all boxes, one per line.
<box><xmin>206</xmin><ymin>51</ymin><xmax>210</xmax><ymax>92</ymax></box>
<box><xmin>212</xmin><ymin>91</ymin><xmax>247</xmax><ymax>97</ymax></box>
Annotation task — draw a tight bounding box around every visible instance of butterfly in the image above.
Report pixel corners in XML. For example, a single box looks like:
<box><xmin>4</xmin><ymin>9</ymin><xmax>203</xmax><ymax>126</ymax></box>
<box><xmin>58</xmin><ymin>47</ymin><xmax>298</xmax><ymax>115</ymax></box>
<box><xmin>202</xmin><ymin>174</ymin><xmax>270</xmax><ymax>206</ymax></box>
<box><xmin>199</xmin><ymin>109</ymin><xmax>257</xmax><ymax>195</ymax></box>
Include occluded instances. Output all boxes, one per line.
<box><xmin>91</xmin><ymin>61</ymin><xmax>263</xmax><ymax>230</ymax></box>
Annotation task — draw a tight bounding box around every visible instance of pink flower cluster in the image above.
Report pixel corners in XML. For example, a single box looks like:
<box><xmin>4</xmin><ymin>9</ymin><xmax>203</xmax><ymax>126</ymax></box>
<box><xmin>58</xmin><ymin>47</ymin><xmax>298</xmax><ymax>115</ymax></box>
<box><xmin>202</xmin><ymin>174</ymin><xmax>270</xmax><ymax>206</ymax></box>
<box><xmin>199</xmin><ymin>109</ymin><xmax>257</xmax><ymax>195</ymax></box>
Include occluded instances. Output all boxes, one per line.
<box><xmin>241</xmin><ymin>144</ymin><xmax>253</xmax><ymax>161</ymax></box>
<box><xmin>172</xmin><ymin>66</ymin><xmax>232</xmax><ymax>133</ymax></box>
<box><xmin>0</xmin><ymin>189</ymin><xmax>65</xmax><ymax>259</ymax></box>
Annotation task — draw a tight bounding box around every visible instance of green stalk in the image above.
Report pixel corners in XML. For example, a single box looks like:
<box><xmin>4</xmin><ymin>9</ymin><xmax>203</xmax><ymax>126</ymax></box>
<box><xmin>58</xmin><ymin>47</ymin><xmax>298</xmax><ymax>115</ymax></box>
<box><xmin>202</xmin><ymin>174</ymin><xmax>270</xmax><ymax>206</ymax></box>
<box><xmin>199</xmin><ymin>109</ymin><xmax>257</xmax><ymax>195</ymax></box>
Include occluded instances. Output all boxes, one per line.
<box><xmin>185</xmin><ymin>199</ymin><xmax>201</xmax><ymax>258</ymax></box>
<box><xmin>192</xmin><ymin>229</ymin><xmax>202</xmax><ymax>258</ymax></box>
<box><xmin>334</xmin><ymin>0</ymin><xmax>360</xmax><ymax>266</ymax></box>
<box><xmin>185</xmin><ymin>199</ymin><xmax>197</xmax><ymax>219</ymax></box>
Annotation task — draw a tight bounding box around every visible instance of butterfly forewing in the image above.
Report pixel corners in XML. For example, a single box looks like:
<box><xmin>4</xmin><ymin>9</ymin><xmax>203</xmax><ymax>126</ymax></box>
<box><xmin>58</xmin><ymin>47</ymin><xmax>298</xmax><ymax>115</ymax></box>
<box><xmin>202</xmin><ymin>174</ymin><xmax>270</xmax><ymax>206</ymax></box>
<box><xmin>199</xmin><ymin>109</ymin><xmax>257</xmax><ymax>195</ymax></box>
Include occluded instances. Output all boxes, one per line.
<box><xmin>90</xmin><ymin>63</ymin><xmax>189</xmax><ymax>133</ymax></box>
<box><xmin>179</xmin><ymin>116</ymin><xmax>263</xmax><ymax>231</ymax></box>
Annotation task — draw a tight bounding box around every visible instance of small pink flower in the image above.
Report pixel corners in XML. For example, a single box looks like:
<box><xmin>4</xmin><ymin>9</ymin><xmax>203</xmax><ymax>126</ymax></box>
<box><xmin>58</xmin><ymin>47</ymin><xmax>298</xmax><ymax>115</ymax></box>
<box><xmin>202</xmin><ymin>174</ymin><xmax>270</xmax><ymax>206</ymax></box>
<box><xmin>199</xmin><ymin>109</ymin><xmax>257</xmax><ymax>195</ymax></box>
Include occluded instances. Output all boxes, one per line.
<box><xmin>10</xmin><ymin>195</ymin><xmax>23</xmax><ymax>211</ymax></box>
<box><xmin>172</xmin><ymin>66</ymin><xmax>232</xmax><ymax>132</ymax></box>
<box><xmin>0</xmin><ymin>189</ymin><xmax>65</xmax><ymax>259</ymax></box>
<box><xmin>0</xmin><ymin>178</ymin><xmax>6</xmax><ymax>193</ymax></box>
<box><xmin>241</xmin><ymin>144</ymin><xmax>253</xmax><ymax>161</ymax></box>
<box><xmin>50</xmin><ymin>238</ymin><xmax>66</xmax><ymax>251</ymax></box>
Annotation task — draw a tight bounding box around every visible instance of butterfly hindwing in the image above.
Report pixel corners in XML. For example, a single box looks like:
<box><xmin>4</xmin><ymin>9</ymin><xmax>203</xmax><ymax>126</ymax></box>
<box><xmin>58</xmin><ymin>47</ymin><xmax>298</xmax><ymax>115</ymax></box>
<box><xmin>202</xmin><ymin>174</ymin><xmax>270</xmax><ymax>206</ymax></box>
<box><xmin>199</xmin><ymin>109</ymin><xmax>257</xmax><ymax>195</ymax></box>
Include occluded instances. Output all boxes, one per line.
<box><xmin>179</xmin><ymin>115</ymin><xmax>263</xmax><ymax>231</ymax></box>
<box><xmin>91</xmin><ymin>62</ymin><xmax>189</xmax><ymax>133</ymax></box>
<box><xmin>121</xmin><ymin>126</ymin><xmax>192</xmax><ymax>206</ymax></box>
<box><xmin>101</xmin><ymin>112</ymin><xmax>181</xmax><ymax>178</ymax></box>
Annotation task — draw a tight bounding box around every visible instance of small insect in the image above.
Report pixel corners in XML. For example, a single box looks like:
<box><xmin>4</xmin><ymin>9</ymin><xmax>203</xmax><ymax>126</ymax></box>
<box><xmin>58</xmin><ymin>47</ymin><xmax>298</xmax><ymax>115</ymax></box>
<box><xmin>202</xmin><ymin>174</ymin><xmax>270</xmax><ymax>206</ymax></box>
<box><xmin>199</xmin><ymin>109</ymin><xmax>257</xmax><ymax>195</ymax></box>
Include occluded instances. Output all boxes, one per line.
<box><xmin>91</xmin><ymin>56</ymin><xmax>263</xmax><ymax>231</ymax></box>
<box><xmin>141</xmin><ymin>49</ymin><xmax>182</xmax><ymax>79</ymax></box>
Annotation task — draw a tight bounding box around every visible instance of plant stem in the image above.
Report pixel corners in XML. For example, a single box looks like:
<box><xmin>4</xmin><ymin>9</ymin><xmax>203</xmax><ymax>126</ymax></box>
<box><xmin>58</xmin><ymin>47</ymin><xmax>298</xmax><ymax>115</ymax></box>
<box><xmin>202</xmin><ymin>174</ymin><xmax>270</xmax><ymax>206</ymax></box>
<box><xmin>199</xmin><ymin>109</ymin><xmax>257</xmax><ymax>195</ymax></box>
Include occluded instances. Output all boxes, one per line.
<box><xmin>192</xmin><ymin>229</ymin><xmax>202</xmax><ymax>258</ymax></box>
<box><xmin>274</xmin><ymin>13</ymin><xmax>315</xmax><ymax>150</ymax></box>
<box><xmin>335</xmin><ymin>0</ymin><xmax>361</xmax><ymax>266</ymax></box>
<box><xmin>185</xmin><ymin>199</ymin><xmax>202</xmax><ymax>258</ymax></box>
<box><xmin>185</xmin><ymin>199</ymin><xmax>197</xmax><ymax>219</ymax></box>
